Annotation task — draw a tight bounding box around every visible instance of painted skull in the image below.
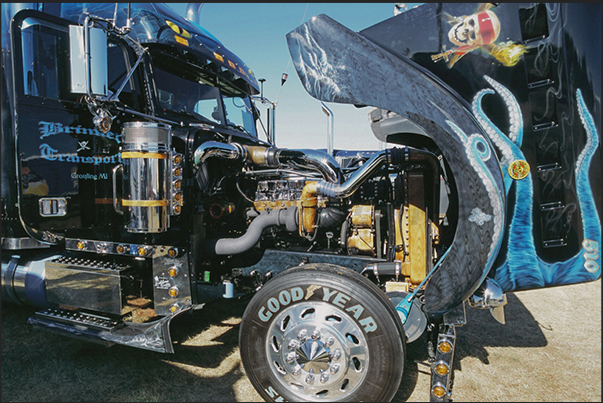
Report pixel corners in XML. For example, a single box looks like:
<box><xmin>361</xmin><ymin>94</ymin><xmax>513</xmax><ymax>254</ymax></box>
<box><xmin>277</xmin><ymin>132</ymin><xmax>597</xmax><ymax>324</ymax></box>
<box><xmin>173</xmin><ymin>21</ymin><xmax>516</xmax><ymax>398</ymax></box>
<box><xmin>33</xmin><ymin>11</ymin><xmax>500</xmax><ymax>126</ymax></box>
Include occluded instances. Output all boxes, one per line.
<box><xmin>448</xmin><ymin>10</ymin><xmax>501</xmax><ymax>47</ymax></box>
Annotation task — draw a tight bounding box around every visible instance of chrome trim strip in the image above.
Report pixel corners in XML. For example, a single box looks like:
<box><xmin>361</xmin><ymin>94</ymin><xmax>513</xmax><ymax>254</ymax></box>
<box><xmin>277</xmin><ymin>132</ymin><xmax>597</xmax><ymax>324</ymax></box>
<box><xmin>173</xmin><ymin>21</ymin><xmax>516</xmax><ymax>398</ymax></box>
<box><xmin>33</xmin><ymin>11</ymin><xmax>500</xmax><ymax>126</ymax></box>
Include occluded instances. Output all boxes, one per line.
<box><xmin>1</xmin><ymin>237</ymin><xmax>51</xmax><ymax>250</ymax></box>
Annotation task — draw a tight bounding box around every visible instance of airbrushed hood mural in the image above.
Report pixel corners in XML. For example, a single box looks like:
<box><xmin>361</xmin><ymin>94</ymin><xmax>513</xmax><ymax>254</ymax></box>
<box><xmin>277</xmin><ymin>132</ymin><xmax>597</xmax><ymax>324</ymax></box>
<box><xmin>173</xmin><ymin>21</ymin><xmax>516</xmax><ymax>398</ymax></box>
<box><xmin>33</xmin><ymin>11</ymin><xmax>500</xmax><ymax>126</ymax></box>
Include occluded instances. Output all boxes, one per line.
<box><xmin>473</xmin><ymin>77</ymin><xmax>600</xmax><ymax>290</ymax></box>
<box><xmin>288</xmin><ymin>2</ymin><xmax>601</xmax><ymax>311</ymax></box>
<box><xmin>432</xmin><ymin>3</ymin><xmax>528</xmax><ymax>68</ymax></box>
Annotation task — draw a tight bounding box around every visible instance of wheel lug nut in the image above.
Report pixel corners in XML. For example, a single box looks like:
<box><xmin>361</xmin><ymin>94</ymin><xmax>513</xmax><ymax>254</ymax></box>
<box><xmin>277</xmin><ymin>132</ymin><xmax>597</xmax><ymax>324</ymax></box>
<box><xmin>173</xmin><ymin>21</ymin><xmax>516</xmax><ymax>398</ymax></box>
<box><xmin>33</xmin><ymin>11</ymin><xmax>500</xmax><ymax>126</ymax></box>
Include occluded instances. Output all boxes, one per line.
<box><xmin>305</xmin><ymin>373</ymin><xmax>315</xmax><ymax>384</ymax></box>
<box><xmin>288</xmin><ymin>339</ymin><xmax>300</xmax><ymax>350</ymax></box>
<box><xmin>312</xmin><ymin>330</ymin><xmax>321</xmax><ymax>340</ymax></box>
<box><xmin>320</xmin><ymin>372</ymin><xmax>329</xmax><ymax>383</ymax></box>
<box><xmin>330</xmin><ymin>363</ymin><xmax>340</xmax><ymax>374</ymax></box>
<box><xmin>331</xmin><ymin>349</ymin><xmax>342</xmax><ymax>360</ymax></box>
<box><xmin>297</xmin><ymin>329</ymin><xmax>308</xmax><ymax>341</ymax></box>
<box><xmin>326</xmin><ymin>336</ymin><xmax>335</xmax><ymax>346</ymax></box>
<box><xmin>286</xmin><ymin>352</ymin><xmax>297</xmax><ymax>364</ymax></box>
<box><xmin>292</xmin><ymin>365</ymin><xmax>302</xmax><ymax>376</ymax></box>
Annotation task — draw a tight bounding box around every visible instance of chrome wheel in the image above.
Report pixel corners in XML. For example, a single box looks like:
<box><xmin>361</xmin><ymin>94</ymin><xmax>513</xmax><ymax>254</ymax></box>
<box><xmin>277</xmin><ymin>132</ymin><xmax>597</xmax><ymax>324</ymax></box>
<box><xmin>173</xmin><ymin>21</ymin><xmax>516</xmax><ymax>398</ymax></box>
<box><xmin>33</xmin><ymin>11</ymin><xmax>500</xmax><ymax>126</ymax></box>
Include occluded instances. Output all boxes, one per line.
<box><xmin>240</xmin><ymin>264</ymin><xmax>405</xmax><ymax>402</ymax></box>
<box><xmin>267</xmin><ymin>302</ymin><xmax>368</xmax><ymax>400</ymax></box>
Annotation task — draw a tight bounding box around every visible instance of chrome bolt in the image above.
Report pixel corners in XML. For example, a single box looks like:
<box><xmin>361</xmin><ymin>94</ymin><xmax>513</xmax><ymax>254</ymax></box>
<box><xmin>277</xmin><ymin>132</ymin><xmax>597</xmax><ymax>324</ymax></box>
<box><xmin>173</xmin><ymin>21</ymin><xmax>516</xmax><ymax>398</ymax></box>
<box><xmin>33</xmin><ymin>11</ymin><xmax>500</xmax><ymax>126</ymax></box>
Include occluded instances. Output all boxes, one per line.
<box><xmin>292</xmin><ymin>364</ymin><xmax>302</xmax><ymax>376</ymax></box>
<box><xmin>326</xmin><ymin>336</ymin><xmax>335</xmax><ymax>346</ymax></box>
<box><xmin>288</xmin><ymin>339</ymin><xmax>300</xmax><ymax>350</ymax></box>
<box><xmin>320</xmin><ymin>371</ymin><xmax>329</xmax><ymax>383</ymax></box>
<box><xmin>286</xmin><ymin>352</ymin><xmax>297</xmax><ymax>364</ymax></box>
<box><xmin>331</xmin><ymin>349</ymin><xmax>342</xmax><ymax>360</ymax></box>
<box><xmin>330</xmin><ymin>363</ymin><xmax>340</xmax><ymax>374</ymax></box>
<box><xmin>297</xmin><ymin>329</ymin><xmax>308</xmax><ymax>341</ymax></box>
<box><xmin>305</xmin><ymin>373</ymin><xmax>315</xmax><ymax>384</ymax></box>
<box><xmin>312</xmin><ymin>330</ymin><xmax>321</xmax><ymax>340</ymax></box>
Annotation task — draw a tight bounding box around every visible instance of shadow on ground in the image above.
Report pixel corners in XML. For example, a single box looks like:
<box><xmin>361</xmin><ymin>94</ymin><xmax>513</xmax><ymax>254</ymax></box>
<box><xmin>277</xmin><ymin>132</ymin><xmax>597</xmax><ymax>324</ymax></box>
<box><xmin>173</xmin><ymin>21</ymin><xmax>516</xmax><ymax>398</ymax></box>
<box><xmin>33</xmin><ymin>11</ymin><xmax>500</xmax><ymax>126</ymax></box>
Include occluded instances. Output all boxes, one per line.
<box><xmin>393</xmin><ymin>292</ymin><xmax>547</xmax><ymax>401</ymax></box>
<box><xmin>1</xmin><ymin>291</ymin><xmax>549</xmax><ymax>402</ymax></box>
<box><xmin>1</xmin><ymin>298</ymin><xmax>252</xmax><ymax>402</ymax></box>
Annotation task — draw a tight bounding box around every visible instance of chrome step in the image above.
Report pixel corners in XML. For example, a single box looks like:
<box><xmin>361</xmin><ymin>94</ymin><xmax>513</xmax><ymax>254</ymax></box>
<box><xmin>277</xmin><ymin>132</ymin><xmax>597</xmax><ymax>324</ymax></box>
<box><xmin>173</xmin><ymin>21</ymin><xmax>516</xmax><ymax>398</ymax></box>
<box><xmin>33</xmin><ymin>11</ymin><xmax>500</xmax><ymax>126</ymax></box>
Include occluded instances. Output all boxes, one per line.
<box><xmin>34</xmin><ymin>308</ymin><xmax>122</xmax><ymax>332</ymax></box>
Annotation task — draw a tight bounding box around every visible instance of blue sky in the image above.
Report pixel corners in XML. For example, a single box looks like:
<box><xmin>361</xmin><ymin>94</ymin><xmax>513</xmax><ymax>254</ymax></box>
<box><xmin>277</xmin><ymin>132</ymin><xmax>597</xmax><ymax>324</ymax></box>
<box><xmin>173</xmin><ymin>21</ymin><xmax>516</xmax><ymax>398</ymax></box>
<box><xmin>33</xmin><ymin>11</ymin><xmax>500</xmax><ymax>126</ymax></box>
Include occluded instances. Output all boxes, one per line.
<box><xmin>168</xmin><ymin>3</ymin><xmax>420</xmax><ymax>151</ymax></box>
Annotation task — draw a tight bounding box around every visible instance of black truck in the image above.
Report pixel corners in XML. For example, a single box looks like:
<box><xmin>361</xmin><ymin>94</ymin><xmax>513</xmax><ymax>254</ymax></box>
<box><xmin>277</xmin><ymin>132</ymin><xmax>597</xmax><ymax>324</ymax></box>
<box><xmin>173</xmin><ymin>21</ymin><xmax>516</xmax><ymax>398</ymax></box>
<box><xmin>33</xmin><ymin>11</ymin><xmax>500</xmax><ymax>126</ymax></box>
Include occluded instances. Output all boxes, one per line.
<box><xmin>2</xmin><ymin>3</ymin><xmax>600</xmax><ymax>401</ymax></box>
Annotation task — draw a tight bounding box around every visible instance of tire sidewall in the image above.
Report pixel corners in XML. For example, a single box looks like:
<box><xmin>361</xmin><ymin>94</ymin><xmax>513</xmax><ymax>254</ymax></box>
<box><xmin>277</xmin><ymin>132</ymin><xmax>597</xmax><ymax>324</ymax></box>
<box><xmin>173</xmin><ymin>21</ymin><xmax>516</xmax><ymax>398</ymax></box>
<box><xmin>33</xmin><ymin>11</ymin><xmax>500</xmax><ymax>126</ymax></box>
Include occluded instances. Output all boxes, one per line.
<box><xmin>240</xmin><ymin>264</ymin><xmax>405</xmax><ymax>402</ymax></box>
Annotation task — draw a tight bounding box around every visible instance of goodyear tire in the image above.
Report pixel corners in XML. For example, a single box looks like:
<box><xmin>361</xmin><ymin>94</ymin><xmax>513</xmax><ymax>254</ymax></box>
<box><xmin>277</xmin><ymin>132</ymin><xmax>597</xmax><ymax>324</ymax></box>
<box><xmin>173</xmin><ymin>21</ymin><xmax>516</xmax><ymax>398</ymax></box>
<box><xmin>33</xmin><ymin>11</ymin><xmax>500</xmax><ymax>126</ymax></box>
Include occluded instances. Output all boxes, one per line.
<box><xmin>239</xmin><ymin>263</ymin><xmax>405</xmax><ymax>402</ymax></box>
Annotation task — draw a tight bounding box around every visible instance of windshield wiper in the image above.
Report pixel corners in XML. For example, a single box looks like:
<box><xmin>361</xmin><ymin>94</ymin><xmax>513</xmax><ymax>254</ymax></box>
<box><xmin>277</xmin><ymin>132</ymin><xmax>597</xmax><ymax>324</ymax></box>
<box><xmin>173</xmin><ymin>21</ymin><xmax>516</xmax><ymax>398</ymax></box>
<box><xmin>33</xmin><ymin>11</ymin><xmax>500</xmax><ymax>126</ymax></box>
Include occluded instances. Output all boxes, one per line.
<box><xmin>174</xmin><ymin>109</ymin><xmax>214</xmax><ymax>124</ymax></box>
<box><xmin>228</xmin><ymin>123</ymin><xmax>251</xmax><ymax>135</ymax></box>
<box><xmin>171</xmin><ymin>109</ymin><xmax>251</xmax><ymax>136</ymax></box>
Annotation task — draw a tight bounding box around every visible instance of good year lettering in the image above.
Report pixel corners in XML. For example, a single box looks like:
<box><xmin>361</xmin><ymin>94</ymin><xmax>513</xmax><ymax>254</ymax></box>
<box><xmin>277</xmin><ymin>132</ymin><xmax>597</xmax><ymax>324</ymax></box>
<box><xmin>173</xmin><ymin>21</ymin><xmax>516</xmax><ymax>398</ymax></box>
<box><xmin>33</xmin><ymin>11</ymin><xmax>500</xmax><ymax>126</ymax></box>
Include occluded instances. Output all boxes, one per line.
<box><xmin>258</xmin><ymin>287</ymin><xmax>304</xmax><ymax>322</ymax></box>
<box><xmin>258</xmin><ymin>286</ymin><xmax>377</xmax><ymax>333</ymax></box>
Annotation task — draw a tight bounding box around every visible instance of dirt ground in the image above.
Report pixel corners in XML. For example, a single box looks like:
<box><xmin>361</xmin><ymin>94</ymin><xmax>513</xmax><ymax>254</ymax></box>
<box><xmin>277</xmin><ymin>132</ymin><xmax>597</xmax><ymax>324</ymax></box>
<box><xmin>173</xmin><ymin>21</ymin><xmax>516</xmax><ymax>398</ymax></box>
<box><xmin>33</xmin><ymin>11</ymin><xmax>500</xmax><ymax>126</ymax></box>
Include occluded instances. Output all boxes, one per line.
<box><xmin>1</xmin><ymin>278</ymin><xmax>600</xmax><ymax>402</ymax></box>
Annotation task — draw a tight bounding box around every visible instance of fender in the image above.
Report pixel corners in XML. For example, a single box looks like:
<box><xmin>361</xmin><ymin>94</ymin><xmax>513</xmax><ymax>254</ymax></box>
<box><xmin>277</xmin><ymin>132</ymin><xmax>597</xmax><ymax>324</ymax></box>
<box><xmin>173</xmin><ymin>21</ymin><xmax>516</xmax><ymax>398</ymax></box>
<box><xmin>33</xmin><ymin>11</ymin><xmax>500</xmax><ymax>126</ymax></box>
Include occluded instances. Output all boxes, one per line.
<box><xmin>286</xmin><ymin>14</ymin><xmax>506</xmax><ymax>316</ymax></box>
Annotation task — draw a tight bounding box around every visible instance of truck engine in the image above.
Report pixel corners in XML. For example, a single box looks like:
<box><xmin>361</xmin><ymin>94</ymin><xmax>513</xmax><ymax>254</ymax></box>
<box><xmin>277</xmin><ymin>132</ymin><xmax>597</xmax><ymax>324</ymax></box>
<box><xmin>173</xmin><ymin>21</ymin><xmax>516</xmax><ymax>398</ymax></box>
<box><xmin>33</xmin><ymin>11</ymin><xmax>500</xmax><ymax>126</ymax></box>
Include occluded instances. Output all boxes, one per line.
<box><xmin>193</xmin><ymin>139</ymin><xmax>443</xmax><ymax>282</ymax></box>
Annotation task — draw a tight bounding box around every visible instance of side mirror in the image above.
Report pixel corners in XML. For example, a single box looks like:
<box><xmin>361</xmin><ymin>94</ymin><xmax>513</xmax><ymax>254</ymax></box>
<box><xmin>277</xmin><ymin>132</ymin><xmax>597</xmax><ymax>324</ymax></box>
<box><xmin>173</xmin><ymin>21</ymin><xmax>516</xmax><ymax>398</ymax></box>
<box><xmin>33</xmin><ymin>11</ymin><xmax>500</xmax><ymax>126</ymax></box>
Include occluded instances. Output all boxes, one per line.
<box><xmin>69</xmin><ymin>24</ymin><xmax>107</xmax><ymax>96</ymax></box>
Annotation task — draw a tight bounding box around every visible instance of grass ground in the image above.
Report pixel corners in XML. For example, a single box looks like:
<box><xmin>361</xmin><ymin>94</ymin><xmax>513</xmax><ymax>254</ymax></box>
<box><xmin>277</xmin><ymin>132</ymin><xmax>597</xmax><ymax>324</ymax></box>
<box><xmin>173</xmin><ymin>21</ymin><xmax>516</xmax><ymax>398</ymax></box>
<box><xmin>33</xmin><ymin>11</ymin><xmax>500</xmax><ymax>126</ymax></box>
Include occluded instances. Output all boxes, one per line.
<box><xmin>1</xmin><ymin>278</ymin><xmax>600</xmax><ymax>402</ymax></box>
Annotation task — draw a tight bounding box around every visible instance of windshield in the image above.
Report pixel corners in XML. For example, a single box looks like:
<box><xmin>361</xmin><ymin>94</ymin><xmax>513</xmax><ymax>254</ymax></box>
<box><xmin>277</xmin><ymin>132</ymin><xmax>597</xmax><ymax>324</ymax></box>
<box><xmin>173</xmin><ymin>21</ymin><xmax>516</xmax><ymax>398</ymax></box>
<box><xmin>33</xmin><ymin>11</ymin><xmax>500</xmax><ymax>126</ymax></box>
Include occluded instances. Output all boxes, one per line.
<box><xmin>222</xmin><ymin>95</ymin><xmax>257</xmax><ymax>136</ymax></box>
<box><xmin>154</xmin><ymin>65</ymin><xmax>257</xmax><ymax>137</ymax></box>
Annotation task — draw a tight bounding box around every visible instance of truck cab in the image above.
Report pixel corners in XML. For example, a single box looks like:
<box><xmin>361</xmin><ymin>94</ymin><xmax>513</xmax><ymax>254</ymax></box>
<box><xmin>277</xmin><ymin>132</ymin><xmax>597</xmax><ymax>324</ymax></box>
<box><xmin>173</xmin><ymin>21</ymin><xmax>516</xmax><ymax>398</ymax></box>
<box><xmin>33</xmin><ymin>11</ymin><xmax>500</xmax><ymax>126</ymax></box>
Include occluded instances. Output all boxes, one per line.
<box><xmin>2</xmin><ymin>2</ymin><xmax>264</xmax><ymax>345</ymax></box>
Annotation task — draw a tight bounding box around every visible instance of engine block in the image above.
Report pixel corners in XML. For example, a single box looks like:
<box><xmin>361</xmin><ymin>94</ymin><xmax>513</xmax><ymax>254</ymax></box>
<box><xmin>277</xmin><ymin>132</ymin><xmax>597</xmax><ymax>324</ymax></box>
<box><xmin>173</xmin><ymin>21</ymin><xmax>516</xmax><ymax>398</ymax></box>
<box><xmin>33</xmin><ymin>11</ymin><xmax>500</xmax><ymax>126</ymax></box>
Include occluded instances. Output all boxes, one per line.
<box><xmin>254</xmin><ymin>178</ymin><xmax>307</xmax><ymax>210</ymax></box>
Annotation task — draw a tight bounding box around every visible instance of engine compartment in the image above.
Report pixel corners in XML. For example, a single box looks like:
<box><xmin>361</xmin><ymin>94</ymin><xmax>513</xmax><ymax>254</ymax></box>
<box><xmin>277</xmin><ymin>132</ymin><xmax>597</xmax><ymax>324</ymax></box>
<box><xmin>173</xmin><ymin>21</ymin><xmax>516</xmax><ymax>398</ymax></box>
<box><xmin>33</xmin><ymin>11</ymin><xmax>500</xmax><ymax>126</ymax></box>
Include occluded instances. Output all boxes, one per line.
<box><xmin>191</xmin><ymin>137</ymin><xmax>449</xmax><ymax>294</ymax></box>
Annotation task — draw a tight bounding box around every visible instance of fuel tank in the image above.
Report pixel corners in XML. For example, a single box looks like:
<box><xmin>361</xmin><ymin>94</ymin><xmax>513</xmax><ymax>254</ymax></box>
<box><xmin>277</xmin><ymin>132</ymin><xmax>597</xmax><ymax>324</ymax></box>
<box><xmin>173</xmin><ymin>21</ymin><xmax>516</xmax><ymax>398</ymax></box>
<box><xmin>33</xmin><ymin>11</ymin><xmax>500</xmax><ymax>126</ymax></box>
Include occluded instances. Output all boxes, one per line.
<box><xmin>1</xmin><ymin>252</ymin><xmax>55</xmax><ymax>308</ymax></box>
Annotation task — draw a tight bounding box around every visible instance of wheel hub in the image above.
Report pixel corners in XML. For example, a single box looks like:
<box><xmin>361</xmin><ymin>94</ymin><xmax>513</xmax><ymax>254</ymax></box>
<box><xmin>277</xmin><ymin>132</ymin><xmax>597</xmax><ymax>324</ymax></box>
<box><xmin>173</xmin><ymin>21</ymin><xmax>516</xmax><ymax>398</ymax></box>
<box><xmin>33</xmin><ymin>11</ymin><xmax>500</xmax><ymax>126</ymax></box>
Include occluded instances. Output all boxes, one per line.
<box><xmin>296</xmin><ymin>337</ymin><xmax>330</xmax><ymax>373</ymax></box>
<box><xmin>266</xmin><ymin>302</ymin><xmax>368</xmax><ymax>400</ymax></box>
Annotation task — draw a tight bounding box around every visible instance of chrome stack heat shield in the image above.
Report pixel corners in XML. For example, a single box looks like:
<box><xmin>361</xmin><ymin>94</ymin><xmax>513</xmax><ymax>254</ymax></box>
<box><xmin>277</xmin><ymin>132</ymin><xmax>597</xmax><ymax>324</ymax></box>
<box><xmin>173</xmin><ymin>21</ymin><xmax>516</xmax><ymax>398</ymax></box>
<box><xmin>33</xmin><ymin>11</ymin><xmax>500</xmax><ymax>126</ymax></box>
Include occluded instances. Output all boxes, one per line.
<box><xmin>120</xmin><ymin>122</ymin><xmax>171</xmax><ymax>233</ymax></box>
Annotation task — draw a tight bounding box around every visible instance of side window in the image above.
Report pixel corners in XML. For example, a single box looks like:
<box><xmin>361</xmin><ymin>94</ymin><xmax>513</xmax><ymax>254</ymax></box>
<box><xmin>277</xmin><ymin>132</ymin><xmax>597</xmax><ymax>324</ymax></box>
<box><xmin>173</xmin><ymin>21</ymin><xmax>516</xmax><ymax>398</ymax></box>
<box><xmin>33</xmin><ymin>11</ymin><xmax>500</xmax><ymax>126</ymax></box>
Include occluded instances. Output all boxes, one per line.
<box><xmin>107</xmin><ymin>42</ymin><xmax>144</xmax><ymax>111</ymax></box>
<box><xmin>20</xmin><ymin>20</ymin><xmax>144</xmax><ymax>111</ymax></box>
<box><xmin>21</xmin><ymin>20</ymin><xmax>74</xmax><ymax>100</ymax></box>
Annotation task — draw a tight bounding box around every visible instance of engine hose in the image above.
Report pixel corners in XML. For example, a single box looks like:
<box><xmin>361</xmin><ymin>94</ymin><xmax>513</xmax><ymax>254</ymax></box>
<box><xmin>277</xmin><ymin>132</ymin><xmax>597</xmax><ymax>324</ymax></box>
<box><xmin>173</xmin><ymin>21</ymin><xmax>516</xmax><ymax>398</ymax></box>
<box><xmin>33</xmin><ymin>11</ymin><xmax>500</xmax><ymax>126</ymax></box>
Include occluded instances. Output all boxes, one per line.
<box><xmin>194</xmin><ymin>141</ymin><xmax>341</xmax><ymax>183</ymax></box>
<box><xmin>316</xmin><ymin>150</ymin><xmax>389</xmax><ymax>199</ymax></box>
<box><xmin>316</xmin><ymin>146</ymin><xmax>440</xmax><ymax>223</ymax></box>
<box><xmin>318</xmin><ymin>207</ymin><xmax>347</xmax><ymax>228</ymax></box>
<box><xmin>207</xmin><ymin>207</ymin><xmax>298</xmax><ymax>255</ymax></box>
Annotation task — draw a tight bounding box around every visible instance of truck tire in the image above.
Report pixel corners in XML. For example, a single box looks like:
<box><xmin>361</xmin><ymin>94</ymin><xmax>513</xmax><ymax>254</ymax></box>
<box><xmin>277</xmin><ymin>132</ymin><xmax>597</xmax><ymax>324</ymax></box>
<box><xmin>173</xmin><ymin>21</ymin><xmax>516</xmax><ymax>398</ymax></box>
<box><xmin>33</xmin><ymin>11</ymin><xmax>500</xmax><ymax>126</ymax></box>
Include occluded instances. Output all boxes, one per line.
<box><xmin>239</xmin><ymin>263</ymin><xmax>405</xmax><ymax>402</ymax></box>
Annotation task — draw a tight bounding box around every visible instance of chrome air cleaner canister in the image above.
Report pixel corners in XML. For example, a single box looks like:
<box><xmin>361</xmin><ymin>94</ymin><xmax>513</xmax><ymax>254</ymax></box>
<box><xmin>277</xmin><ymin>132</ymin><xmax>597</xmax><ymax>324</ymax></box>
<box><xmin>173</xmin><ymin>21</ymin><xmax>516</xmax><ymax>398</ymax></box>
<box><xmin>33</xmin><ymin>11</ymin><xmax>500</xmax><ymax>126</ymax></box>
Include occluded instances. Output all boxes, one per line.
<box><xmin>121</xmin><ymin>122</ymin><xmax>171</xmax><ymax>233</ymax></box>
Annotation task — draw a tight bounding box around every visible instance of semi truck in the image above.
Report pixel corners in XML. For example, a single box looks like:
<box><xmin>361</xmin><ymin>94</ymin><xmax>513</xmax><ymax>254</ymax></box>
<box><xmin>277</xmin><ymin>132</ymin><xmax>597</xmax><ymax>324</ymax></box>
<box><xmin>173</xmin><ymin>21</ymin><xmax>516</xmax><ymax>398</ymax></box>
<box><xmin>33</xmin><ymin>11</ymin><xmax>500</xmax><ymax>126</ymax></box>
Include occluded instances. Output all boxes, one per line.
<box><xmin>2</xmin><ymin>3</ymin><xmax>600</xmax><ymax>402</ymax></box>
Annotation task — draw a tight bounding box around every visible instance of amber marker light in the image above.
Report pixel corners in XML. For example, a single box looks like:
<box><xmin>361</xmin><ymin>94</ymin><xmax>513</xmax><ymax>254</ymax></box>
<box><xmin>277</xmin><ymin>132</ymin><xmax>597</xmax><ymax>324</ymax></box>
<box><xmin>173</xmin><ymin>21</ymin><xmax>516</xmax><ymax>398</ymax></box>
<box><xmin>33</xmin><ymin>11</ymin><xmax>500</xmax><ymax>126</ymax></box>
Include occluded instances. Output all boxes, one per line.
<box><xmin>169</xmin><ymin>304</ymin><xmax>179</xmax><ymax>313</ymax></box>
<box><xmin>438</xmin><ymin>340</ymin><xmax>452</xmax><ymax>354</ymax></box>
<box><xmin>138</xmin><ymin>246</ymin><xmax>148</xmax><ymax>256</ymax></box>
<box><xmin>169</xmin><ymin>287</ymin><xmax>179</xmax><ymax>297</ymax></box>
<box><xmin>77</xmin><ymin>241</ymin><xmax>86</xmax><ymax>250</ymax></box>
<box><xmin>174</xmin><ymin>180</ymin><xmax>182</xmax><ymax>190</ymax></box>
<box><xmin>168</xmin><ymin>247</ymin><xmax>178</xmax><ymax>258</ymax></box>
<box><xmin>173</xmin><ymin>167</ymin><xmax>182</xmax><ymax>177</ymax></box>
<box><xmin>116</xmin><ymin>244</ymin><xmax>126</xmax><ymax>254</ymax></box>
<box><xmin>432</xmin><ymin>385</ymin><xmax>446</xmax><ymax>398</ymax></box>
<box><xmin>173</xmin><ymin>204</ymin><xmax>182</xmax><ymax>214</ymax></box>
<box><xmin>168</xmin><ymin>267</ymin><xmax>179</xmax><ymax>277</ymax></box>
<box><xmin>173</xmin><ymin>154</ymin><xmax>182</xmax><ymax>165</ymax></box>
<box><xmin>174</xmin><ymin>192</ymin><xmax>182</xmax><ymax>202</ymax></box>
<box><xmin>434</xmin><ymin>362</ymin><xmax>449</xmax><ymax>376</ymax></box>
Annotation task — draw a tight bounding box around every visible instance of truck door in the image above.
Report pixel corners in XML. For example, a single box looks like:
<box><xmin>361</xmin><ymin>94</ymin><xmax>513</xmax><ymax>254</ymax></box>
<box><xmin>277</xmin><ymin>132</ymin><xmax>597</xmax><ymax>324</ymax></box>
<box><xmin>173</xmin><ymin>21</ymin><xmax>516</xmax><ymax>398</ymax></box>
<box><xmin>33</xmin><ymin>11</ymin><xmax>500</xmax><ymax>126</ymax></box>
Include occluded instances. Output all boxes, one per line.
<box><xmin>11</xmin><ymin>10</ymin><xmax>145</xmax><ymax>239</ymax></box>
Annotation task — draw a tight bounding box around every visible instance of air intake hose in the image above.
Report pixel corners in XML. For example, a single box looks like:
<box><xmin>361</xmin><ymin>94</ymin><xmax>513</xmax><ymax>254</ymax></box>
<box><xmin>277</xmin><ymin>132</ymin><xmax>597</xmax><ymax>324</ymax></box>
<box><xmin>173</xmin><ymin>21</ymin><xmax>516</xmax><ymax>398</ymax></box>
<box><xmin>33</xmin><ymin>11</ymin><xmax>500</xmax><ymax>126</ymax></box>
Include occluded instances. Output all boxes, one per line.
<box><xmin>206</xmin><ymin>207</ymin><xmax>298</xmax><ymax>255</ymax></box>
